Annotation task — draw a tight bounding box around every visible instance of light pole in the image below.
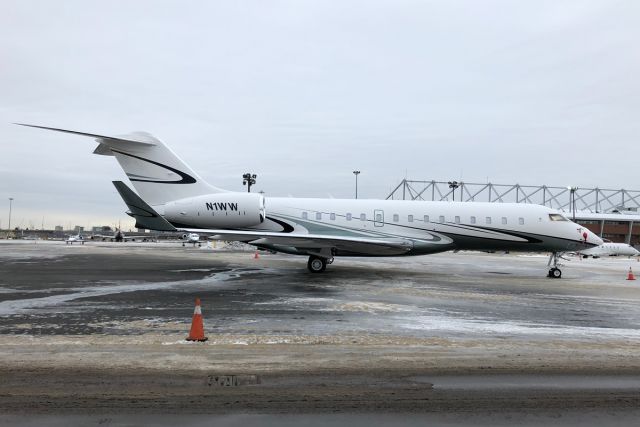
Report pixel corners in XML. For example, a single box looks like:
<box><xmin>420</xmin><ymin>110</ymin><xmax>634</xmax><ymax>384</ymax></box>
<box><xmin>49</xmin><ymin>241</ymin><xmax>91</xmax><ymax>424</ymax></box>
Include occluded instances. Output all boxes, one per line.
<box><xmin>8</xmin><ymin>198</ymin><xmax>13</xmax><ymax>238</ymax></box>
<box><xmin>448</xmin><ymin>181</ymin><xmax>460</xmax><ymax>201</ymax></box>
<box><xmin>353</xmin><ymin>171</ymin><xmax>361</xmax><ymax>199</ymax></box>
<box><xmin>242</xmin><ymin>173</ymin><xmax>257</xmax><ymax>193</ymax></box>
<box><xmin>568</xmin><ymin>186</ymin><xmax>578</xmax><ymax>221</ymax></box>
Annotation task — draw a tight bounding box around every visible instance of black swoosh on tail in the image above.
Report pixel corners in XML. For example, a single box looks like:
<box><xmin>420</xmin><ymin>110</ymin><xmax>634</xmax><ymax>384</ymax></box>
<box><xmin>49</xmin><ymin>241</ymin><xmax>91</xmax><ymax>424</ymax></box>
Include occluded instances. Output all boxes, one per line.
<box><xmin>111</xmin><ymin>149</ymin><xmax>197</xmax><ymax>184</ymax></box>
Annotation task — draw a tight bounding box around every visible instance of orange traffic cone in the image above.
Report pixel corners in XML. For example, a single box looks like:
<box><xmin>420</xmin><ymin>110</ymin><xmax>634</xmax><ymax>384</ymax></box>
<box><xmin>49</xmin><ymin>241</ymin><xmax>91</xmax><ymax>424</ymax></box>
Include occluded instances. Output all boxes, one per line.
<box><xmin>627</xmin><ymin>268</ymin><xmax>636</xmax><ymax>281</ymax></box>
<box><xmin>254</xmin><ymin>250</ymin><xmax>259</xmax><ymax>259</ymax></box>
<box><xmin>186</xmin><ymin>298</ymin><xmax>208</xmax><ymax>342</ymax></box>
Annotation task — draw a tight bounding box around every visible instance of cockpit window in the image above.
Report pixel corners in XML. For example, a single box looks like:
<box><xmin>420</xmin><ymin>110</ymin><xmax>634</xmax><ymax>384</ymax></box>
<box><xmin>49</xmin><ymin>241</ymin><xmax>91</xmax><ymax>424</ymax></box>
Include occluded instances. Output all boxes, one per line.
<box><xmin>548</xmin><ymin>213</ymin><xmax>569</xmax><ymax>221</ymax></box>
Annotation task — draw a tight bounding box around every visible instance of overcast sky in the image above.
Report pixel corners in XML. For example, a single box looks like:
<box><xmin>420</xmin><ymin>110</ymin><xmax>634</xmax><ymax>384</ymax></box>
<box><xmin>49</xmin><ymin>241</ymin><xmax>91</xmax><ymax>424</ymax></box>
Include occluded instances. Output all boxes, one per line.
<box><xmin>1</xmin><ymin>0</ymin><xmax>639</xmax><ymax>230</ymax></box>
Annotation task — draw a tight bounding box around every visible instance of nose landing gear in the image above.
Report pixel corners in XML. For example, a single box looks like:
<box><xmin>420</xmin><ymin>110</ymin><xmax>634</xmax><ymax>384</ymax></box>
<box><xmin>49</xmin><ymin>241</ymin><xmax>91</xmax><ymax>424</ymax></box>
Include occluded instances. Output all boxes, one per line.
<box><xmin>547</xmin><ymin>252</ymin><xmax>564</xmax><ymax>278</ymax></box>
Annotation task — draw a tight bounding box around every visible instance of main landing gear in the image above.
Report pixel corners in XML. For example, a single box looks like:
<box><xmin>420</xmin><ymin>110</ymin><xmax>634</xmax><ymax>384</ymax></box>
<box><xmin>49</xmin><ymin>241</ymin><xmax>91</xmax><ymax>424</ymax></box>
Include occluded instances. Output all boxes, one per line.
<box><xmin>182</xmin><ymin>242</ymin><xmax>202</xmax><ymax>247</ymax></box>
<box><xmin>307</xmin><ymin>255</ymin><xmax>333</xmax><ymax>273</ymax></box>
<box><xmin>547</xmin><ymin>252</ymin><xmax>563</xmax><ymax>278</ymax></box>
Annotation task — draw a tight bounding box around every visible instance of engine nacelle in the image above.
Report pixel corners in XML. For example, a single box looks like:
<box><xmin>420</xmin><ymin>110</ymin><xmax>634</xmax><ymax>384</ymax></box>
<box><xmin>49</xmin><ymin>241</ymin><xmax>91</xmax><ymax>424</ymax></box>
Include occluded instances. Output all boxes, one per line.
<box><xmin>164</xmin><ymin>192</ymin><xmax>265</xmax><ymax>229</ymax></box>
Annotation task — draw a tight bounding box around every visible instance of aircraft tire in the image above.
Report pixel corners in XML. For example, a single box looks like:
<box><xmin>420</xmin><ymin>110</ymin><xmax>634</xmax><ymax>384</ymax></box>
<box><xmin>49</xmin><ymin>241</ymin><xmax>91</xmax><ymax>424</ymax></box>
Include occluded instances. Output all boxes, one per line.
<box><xmin>307</xmin><ymin>256</ymin><xmax>327</xmax><ymax>273</ymax></box>
<box><xmin>548</xmin><ymin>268</ymin><xmax>562</xmax><ymax>279</ymax></box>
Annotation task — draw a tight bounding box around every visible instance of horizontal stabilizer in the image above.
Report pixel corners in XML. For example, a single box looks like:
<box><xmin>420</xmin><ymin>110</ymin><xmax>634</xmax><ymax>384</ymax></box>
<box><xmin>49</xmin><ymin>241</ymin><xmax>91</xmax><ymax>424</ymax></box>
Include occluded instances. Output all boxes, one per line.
<box><xmin>112</xmin><ymin>181</ymin><xmax>176</xmax><ymax>232</ymax></box>
<box><xmin>15</xmin><ymin>123</ymin><xmax>157</xmax><ymax>146</ymax></box>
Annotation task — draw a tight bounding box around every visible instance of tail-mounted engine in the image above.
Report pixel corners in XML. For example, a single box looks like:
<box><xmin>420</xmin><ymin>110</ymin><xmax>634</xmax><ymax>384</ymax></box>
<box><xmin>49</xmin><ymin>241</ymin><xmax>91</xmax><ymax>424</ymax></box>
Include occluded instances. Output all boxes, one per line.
<box><xmin>164</xmin><ymin>192</ymin><xmax>266</xmax><ymax>229</ymax></box>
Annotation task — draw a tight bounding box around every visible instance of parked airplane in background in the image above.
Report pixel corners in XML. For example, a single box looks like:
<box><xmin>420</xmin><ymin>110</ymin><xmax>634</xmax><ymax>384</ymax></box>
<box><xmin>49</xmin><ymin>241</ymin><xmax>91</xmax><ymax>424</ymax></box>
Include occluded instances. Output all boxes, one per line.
<box><xmin>19</xmin><ymin>124</ymin><xmax>603</xmax><ymax>278</ymax></box>
<box><xmin>579</xmin><ymin>242</ymin><xmax>640</xmax><ymax>258</ymax></box>
<box><xmin>90</xmin><ymin>228</ymin><xmax>131</xmax><ymax>242</ymax></box>
<box><xmin>182</xmin><ymin>233</ymin><xmax>201</xmax><ymax>247</ymax></box>
<box><xmin>65</xmin><ymin>233</ymin><xmax>85</xmax><ymax>245</ymax></box>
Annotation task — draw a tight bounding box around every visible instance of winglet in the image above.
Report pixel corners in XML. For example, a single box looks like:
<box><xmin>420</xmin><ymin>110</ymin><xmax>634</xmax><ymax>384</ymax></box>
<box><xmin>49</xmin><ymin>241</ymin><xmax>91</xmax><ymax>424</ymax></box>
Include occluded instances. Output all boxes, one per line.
<box><xmin>112</xmin><ymin>181</ymin><xmax>177</xmax><ymax>232</ymax></box>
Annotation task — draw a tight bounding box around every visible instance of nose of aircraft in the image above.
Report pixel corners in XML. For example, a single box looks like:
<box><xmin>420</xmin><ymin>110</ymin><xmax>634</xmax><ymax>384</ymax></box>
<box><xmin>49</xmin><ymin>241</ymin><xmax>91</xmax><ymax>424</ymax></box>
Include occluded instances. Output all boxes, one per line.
<box><xmin>581</xmin><ymin>228</ymin><xmax>603</xmax><ymax>247</ymax></box>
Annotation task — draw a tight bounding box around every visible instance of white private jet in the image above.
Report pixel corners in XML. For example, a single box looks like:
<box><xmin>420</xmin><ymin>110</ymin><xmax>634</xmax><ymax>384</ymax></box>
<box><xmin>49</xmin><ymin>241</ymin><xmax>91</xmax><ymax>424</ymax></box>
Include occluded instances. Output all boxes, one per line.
<box><xmin>579</xmin><ymin>242</ymin><xmax>640</xmax><ymax>258</ymax></box>
<box><xmin>90</xmin><ymin>228</ymin><xmax>134</xmax><ymax>242</ymax></box>
<box><xmin>19</xmin><ymin>124</ymin><xmax>603</xmax><ymax>278</ymax></box>
<box><xmin>65</xmin><ymin>233</ymin><xmax>85</xmax><ymax>245</ymax></box>
<box><xmin>182</xmin><ymin>232</ymin><xmax>201</xmax><ymax>247</ymax></box>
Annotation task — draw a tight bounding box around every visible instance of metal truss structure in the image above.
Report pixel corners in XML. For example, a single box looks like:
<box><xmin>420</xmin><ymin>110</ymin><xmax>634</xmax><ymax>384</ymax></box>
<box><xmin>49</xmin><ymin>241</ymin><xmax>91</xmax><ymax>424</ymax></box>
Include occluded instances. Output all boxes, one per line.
<box><xmin>386</xmin><ymin>179</ymin><xmax>640</xmax><ymax>213</ymax></box>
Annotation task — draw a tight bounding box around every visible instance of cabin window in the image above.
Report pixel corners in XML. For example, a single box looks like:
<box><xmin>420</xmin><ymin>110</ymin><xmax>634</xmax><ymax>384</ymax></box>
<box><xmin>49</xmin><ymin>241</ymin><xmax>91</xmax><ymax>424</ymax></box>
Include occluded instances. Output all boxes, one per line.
<box><xmin>408</xmin><ymin>215</ymin><xmax>414</xmax><ymax>222</ymax></box>
<box><xmin>502</xmin><ymin>217</ymin><xmax>507</xmax><ymax>225</ymax></box>
<box><xmin>346</xmin><ymin>213</ymin><xmax>352</xmax><ymax>221</ymax></box>
<box><xmin>393</xmin><ymin>214</ymin><xmax>399</xmax><ymax>222</ymax></box>
<box><xmin>470</xmin><ymin>216</ymin><xmax>476</xmax><ymax>224</ymax></box>
<box><xmin>360</xmin><ymin>213</ymin><xmax>366</xmax><ymax>221</ymax></box>
<box><xmin>424</xmin><ymin>215</ymin><xmax>429</xmax><ymax>222</ymax></box>
<box><xmin>439</xmin><ymin>215</ymin><xmax>445</xmax><ymax>223</ymax></box>
<box><xmin>454</xmin><ymin>216</ymin><xmax>460</xmax><ymax>224</ymax></box>
<box><xmin>375</xmin><ymin>213</ymin><xmax>382</xmax><ymax>222</ymax></box>
<box><xmin>330</xmin><ymin>213</ymin><xmax>336</xmax><ymax>220</ymax></box>
<box><xmin>549</xmin><ymin>213</ymin><xmax>568</xmax><ymax>221</ymax></box>
<box><xmin>302</xmin><ymin>212</ymin><xmax>308</xmax><ymax>220</ymax></box>
<box><xmin>518</xmin><ymin>217</ymin><xmax>524</xmax><ymax>225</ymax></box>
<box><xmin>486</xmin><ymin>217</ymin><xmax>492</xmax><ymax>224</ymax></box>
<box><xmin>316</xmin><ymin>212</ymin><xmax>322</xmax><ymax>220</ymax></box>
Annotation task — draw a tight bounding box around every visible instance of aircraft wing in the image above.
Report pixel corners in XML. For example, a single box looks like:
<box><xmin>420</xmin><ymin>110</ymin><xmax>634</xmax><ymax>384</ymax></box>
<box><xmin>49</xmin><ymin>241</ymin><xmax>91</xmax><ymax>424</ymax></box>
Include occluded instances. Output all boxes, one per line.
<box><xmin>88</xmin><ymin>234</ymin><xmax>110</xmax><ymax>240</ymax></box>
<box><xmin>177</xmin><ymin>228</ymin><xmax>414</xmax><ymax>256</ymax></box>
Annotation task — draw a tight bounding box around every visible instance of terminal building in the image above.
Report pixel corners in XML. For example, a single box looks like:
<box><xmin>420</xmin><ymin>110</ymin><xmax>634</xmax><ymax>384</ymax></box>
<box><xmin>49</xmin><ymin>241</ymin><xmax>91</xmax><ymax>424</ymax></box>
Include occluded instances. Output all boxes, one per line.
<box><xmin>387</xmin><ymin>180</ymin><xmax>640</xmax><ymax>246</ymax></box>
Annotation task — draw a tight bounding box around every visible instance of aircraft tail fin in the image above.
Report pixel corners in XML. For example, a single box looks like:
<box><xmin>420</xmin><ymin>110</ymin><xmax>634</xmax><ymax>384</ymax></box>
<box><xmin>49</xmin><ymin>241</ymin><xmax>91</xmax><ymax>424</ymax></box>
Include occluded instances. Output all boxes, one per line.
<box><xmin>16</xmin><ymin>123</ymin><xmax>225</xmax><ymax>206</ymax></box>
<box><xmin>112</xmin><ymin>181</ymin><xmax>177</xmax><ymax>232</ymax></box>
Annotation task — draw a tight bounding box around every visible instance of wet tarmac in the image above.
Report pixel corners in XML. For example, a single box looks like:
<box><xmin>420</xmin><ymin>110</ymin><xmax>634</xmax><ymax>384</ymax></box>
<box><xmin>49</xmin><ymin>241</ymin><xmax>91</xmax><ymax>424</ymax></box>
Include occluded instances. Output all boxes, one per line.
<box><xmin>1</xmin><ymin>240</ymin><xmax>640</xmax><ymax>422</ymax></box>
<box><xmin>2</xmin><ymin>241</ymin><xmax>640</xmax><ymax>341</ymax></box>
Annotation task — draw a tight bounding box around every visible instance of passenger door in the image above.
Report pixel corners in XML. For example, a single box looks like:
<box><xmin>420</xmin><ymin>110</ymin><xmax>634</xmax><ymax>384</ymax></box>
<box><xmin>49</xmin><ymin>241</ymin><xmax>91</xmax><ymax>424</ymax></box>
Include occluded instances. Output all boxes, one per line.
<box><xmin>374</xmin><ymin>209</ymin><xmax>384</xmax><ymax>227</ymax></box>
